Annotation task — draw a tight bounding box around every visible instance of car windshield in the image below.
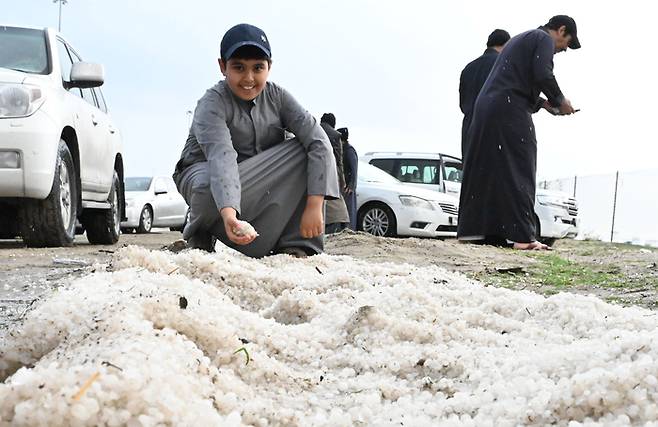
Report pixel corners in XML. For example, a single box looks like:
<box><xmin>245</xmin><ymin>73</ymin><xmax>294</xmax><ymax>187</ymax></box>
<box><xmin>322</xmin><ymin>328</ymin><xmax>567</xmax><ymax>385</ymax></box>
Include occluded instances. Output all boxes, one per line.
<box><xmin>125</xmin><ymin>177</ymin><xmax>152</xmax><ymax>191</ymax></box>
<box><xmin>359</xmin><ymin>162</ymin><xmax>400</xmax><ymax>184</ymax></box>
<box><xmin>0</xmin><ymin>27</ymin><xmax>49</xmax><ymax>74</ymax></box>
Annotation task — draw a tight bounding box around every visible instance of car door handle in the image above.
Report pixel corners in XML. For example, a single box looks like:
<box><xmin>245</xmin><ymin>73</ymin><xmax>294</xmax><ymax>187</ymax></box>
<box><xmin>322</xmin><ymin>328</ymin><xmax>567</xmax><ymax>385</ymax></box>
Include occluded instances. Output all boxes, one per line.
<box><xmin>109</xmin><ymin>127</ymin><xmax>116</xmax><ymax>134</ymax></box>
<box><xmin>91</xmin><ymin>115</ymin><xmax>99</xmax><ymax>126</ymax></box>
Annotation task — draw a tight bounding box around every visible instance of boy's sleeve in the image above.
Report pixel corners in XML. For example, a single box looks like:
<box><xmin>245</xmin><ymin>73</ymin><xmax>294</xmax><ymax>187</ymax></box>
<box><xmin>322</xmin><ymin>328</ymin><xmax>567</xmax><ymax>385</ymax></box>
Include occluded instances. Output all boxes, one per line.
<box><xmin>193</xmin><ymin>89</ymin><xmax>242</xmax><ymax>214</ymax></box>
<box><xmin>279</xmin><ymin>88</ymin><xmax>340</xmax><ymax>200</ymax></box>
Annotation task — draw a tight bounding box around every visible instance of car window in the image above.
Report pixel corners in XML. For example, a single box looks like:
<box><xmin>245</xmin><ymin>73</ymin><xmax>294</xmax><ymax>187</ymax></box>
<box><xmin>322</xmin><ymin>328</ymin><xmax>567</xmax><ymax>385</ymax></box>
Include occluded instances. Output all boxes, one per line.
<box><xmin>444</xmin><ymin>160</ymin><xmax>463</xmax><ymax>183</ymax></box>
<box><xmin>154</xmin><ymin>178</ymin><xmax>168</xmax><ymax>193</ymax></box>
<box><xmin>55</xmin><ymin>40</ymin><xmax>72</xmax><ymax>81</ymax></box>
<box><xmin>56</xmin><ymin>39</ymin><xmax>83</xmax><ymax>97</ymax></box>
<box><xmin>0</xmin><ymin>27</ymin><xmax>49</xmax><ymax>74</ymax></box>
<box><xmin>359</xmin><ymin>162</ymin><xmax>400</xmax><ymax>184</ymax></box>
<box><xmin>369</xmin><ymin>159</ymin><xmax>396</xmax><ymax>175</ymax></box>
<box><xmin>396</xmin><ymin>159</ymin><xmax>440</xmax><ymax>184</ymax></box>
<box><xmin>80</xmin><ymin>87</ymin><xmax>98</xmax><ymax>108</ymax></box>
<box><xmin>63</xmin><ymin>45</ymin><xmax>100</xmax><ymax>109</ymax></box>
<box><xmin>125</xmin><ymin>177</ymin><xmax>152</xmax><ymax>191</ymax></box>
<box><xmin>93</xmin><ymin>88</ymin><xmax>108</xmax><ymax>113</ymax></box>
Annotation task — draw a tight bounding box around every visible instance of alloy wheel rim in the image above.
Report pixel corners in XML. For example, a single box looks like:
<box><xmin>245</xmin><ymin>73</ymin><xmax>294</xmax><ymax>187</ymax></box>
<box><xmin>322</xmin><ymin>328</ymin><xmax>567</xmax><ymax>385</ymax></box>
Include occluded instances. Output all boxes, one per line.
<box><xmin>59</xmin><ymin>162</ymin><xmax>72</xmax><ymax>228</ymax></box>
<box><xmin>363</xmin><ymin>208</ymin><xmax>389</xmax><ymax>236</ymax></box>
<box><xmin>111</xmin><ymin>186</ymin><xmax>120</xmax><ymax>235</ymax></box>
<box><xmin>142</xmin><ymin>208</ymin><xmax>152</xmax><ymax>231</ymax></box>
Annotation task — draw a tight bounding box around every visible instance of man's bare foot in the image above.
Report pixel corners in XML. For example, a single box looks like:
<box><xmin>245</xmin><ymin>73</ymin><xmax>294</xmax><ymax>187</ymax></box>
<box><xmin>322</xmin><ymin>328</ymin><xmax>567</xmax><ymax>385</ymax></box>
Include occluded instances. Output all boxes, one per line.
<box><xmin>512</xmin><ymin>241</ymin><xmax>552</xmax><ymax>251</ymax></box>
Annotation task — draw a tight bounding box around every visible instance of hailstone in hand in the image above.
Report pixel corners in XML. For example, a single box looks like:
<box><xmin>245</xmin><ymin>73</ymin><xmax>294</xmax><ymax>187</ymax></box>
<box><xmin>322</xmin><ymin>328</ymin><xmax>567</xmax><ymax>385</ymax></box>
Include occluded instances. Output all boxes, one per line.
<box><xmin>232</xmin><ymin>220</ymin><xmax>258</xmax><ymax>239</ymax></box>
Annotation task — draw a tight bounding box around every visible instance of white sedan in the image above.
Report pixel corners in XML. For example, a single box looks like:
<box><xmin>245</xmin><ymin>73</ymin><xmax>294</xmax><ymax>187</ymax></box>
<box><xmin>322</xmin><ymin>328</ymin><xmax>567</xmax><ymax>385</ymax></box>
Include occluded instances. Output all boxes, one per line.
<box><xmin>121</xmin><ymin>176</ymin><xmax>188</xmax><ymax>234</ymax></box>
<box><xmin>356</xmin><ymin>162</ymin><xmax>460</xmax><ymax>238</ymax></box>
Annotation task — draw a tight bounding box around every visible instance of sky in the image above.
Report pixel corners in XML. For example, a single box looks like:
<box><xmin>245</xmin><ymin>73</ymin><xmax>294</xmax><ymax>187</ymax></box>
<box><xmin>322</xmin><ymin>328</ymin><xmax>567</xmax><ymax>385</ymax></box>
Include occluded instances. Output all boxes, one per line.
<box><xmin>5</xmin><ymin>0</ymin><xmax>658</xmax><ymax>181</ymax></box>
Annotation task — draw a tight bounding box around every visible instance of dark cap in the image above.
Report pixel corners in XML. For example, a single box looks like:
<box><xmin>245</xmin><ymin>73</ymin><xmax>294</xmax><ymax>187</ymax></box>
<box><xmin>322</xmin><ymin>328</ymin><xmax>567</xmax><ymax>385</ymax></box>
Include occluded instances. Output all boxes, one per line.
<box><xmin>337</xmin><ymin>127</ymin><xmax>349</xmax><ymax>141</ymax></box>
<box><xmin>220</xmin><ymin>23</ymin><xmax>271</xmax><ymax>60</ymax></box>
<box><xmin>546</xmin><ymin>15</ymin><xmax>580</xmax><ymax>49</ymax></box>
<box><xmin>320</xmin><ymin>113</ymin><xmax>336</xmax><ymax>127</ymax></box>
<box><xmin>486</xmin><ymin>29</ymin><xmax>510</xmax><ymax>48</ymax></box>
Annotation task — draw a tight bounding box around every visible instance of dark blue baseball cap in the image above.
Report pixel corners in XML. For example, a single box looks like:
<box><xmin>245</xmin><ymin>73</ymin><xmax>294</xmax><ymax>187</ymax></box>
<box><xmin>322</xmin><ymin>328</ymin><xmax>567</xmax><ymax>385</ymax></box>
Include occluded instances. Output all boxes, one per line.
<box><xmin>220</xmin><ymin>24</ymin><xmax>272</xmax><ymax>60</ymax></box>
<box><xmin>546</xmin><ymin>15</ymin><xmax>581</xmax><ymax>49</ymax></box>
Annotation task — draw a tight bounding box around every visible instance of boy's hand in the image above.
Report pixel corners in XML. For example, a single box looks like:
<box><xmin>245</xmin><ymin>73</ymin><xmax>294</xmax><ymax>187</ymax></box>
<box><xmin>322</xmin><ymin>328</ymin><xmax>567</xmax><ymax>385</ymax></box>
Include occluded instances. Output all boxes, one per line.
<box><xmin>300</xmin><ymin>195</ymin><xmax>324</xmax><ymax>238</ymax></box>
<box><xmin>220</xmin><ymin>207</ymin><xmax>256</xmax><ymax>245</ymax></box>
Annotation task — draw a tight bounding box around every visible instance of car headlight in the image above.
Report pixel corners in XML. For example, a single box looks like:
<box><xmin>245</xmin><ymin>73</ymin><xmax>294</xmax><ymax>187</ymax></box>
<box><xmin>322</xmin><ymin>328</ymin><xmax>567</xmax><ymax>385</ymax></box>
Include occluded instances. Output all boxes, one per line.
<box><xmin>399</xmin><ymin>195</ymin><xmax>434</xmax><ymax>210</ymax></box>
<box><xmin>537</xmin><ymin>195</ymin><xmax>569</xmax><ymax>209</ymax></box>
<box><xmin>0</xmin><ymin>83</ymin><xmax>46</xmax><ymax>118</ymax></box>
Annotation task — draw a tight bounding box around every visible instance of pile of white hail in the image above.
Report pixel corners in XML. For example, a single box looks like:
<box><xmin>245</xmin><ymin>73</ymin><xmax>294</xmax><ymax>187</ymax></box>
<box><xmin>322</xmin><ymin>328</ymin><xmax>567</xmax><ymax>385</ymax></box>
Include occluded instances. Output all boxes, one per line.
<box><xmin>1</xmin><ymin>244</ymin><xmax>658</xmax><ymax>426</ymax></box>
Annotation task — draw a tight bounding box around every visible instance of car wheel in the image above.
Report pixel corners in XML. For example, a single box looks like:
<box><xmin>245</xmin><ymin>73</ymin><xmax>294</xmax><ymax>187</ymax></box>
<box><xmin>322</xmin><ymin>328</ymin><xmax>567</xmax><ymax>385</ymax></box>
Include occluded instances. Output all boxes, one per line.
<box><xmin>534</xmin><ymin>213</ymin><xmax>556</xmax><ymax>246</ymax></box>
<box><xmin>82</xmin><ymin>171</ymin><xmax>122</xmax><ymax>245</ymax></box>
<box><xmin>137</xmin><ymin>206</ymin><xmax>153</xmax><ymax>234</ymax></box>
<box><xmin>358</xmin><ymin>203</ymin><xmax>397</xmax><ymax>237</ymax></box>
<box><xmin>19</xmin><ymin>140</ymin><xmax>78</xmax><ymax>247</ymax></box>
<box><xmin>0</xmin><ymin>203</ymin><xmax>19</xmax><ymax>239</ymax></box>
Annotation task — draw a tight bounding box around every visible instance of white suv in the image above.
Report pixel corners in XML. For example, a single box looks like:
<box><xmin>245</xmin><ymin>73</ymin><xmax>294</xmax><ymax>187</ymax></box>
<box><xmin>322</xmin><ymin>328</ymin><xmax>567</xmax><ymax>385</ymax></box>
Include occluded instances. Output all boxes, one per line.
<box><xmin>0</xmin><ymin>25</ymin><xmax>125</xmax><ymax>247</ymax></box>
<box><xmin>362</xmin><ymin>152</ymin><xmax>579</xmax><ymax>245</ymax></box>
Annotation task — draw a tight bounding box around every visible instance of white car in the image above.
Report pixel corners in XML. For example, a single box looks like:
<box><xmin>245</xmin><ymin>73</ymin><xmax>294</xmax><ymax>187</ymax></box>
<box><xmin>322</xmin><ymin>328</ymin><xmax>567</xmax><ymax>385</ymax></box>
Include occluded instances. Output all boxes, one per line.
<box><xmin>0</xmin><ymin>25</ymin><xmax>124</xmax><ymax>247</ymax></box>
<box><xmin>121</xmin><ymin>176</ymin><xmax>188</xmax><ymax>234</ymax></box>
<box><xmin>356</xmin><ymin>162</ymin><xmax>460</xmax><ymax>238</ymax></box>
<box><xmin>534</xmin><ymin>189</ymin><xmax>578</xmax><ymax>243</ymax></box>
<box><xmin>362</xmin><ymin>151</ymin><xmax>578</xmax><ymax>244</ymax></box>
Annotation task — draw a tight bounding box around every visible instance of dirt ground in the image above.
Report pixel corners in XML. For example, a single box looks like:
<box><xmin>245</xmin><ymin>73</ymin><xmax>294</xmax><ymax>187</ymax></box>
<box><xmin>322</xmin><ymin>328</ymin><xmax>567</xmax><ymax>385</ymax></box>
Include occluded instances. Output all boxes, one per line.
<box><xmin>1</xmin><ymin>230</ymin><xmax>657</xmax><ymax>328</ymax></box>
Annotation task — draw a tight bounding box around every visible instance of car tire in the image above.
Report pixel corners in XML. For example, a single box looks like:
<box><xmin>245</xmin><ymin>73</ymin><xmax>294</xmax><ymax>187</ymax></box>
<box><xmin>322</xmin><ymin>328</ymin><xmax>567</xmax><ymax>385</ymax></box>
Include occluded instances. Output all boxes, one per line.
<box><xmin>534</xmin><ymin>213</ymin><xmax>556</xmax><ymax>246</ymax></box>
<box><xmin>136</xmin><ymin>206</ymin><xmax>153</xmax><ymax>234</ymax></box>
<box><xmin>82</xmin><ymin>171</ymin><xmax>122</xmax><ymax>245</ymax></box>
<box><xmin>0</xmin><ymin>204</ymin><xmax>19</xmax><ymax>239</ymax></box>
<box><xmin>19</xmin><ymin>140</ymin><xmax>78</xmax><ymax>247</ymax></box>
<box><xmin>358</xmin><ymin>203</ymin><xmax>397</xmax><ymax>237</ymax></box>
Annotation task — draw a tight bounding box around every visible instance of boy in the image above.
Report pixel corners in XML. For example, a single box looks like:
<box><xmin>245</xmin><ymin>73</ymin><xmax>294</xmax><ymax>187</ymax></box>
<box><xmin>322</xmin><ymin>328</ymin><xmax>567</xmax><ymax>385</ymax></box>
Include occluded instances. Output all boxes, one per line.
<box><xmin>173</xmin><ymin>23</ymin><xmax>339</xmax><ymax>258</ymax></box>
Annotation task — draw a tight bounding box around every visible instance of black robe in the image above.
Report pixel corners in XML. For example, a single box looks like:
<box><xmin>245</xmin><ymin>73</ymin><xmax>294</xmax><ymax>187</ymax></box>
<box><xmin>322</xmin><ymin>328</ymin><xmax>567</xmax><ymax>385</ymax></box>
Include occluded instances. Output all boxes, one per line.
<box><xmin>459</xmin><ymin>47</ymin><xmax>499</xmax><ymax>158</ymax></box>
<box><xmin>457</xmin><ymin>28</ymin><xmax>565</xmax><ymax>243</ymax></box>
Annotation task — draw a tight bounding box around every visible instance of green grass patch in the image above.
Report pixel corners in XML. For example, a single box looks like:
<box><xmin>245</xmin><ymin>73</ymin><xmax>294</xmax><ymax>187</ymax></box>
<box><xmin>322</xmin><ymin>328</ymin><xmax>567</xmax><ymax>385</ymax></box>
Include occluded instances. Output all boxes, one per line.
<box><xmin>471</xmin><ymin>253</ymin><xmax>627</xmax><ymax>291</ymax></box>
<box><xmin>536</xmin><ymin>254</ymin><xmax>619</xmax><ymax>288</ymax></box>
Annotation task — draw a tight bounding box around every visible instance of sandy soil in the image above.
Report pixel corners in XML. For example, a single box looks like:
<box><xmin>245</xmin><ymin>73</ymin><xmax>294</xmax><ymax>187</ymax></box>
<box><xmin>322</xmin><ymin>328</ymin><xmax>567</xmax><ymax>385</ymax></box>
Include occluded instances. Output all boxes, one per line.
<box><xmin>2</xmin><ymin>230</ymin><xmax>657</xmax><ymax>327</ymax></box>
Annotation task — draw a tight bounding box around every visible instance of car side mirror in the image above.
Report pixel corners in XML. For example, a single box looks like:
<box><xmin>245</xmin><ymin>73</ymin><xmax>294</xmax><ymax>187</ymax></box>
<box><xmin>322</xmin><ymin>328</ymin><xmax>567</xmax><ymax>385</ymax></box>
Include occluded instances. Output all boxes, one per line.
<box><xmin>69</xmin><ymin>62</ymin><xmax>104</xmax><ymax>89</ymax></box>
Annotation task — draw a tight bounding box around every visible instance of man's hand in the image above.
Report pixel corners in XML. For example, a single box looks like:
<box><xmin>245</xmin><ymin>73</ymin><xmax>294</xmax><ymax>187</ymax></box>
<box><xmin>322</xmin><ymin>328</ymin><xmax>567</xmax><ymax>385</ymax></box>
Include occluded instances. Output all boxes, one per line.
<box><xmin>558</xmin><ymin>98</ymin><xmax>576</xmax><ymax>115</ymax></box>
<box><xmin>220</xmin><ymin>207</ymin><xmax>256</xmax><ymax>245</ymax></box>
<box><xmin>343</xmin><ymin>185</ymin><xmax>354</xmax><ymax>194</ymax></box>
<box><xmin>542</xmin><ymin>100</ymin><xmax>558</xmax><ymax>115</ymax></box>
<box><xmin>543</xmin><ymin>99</ymin><xmax>576</xmax><ymax>116</ymax></box>
<box><xmin>300</xmin><ymin>195</ymin><xmax>324</xmax><ymax>238</ymax></box>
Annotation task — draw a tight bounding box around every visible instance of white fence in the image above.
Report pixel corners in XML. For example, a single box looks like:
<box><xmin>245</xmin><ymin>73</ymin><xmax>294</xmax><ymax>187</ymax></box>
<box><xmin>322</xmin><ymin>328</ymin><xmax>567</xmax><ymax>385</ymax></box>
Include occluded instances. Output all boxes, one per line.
<box><xmin>540</xmin><ymin>169</ymin><xmax>658</xmax><ymax>247</ymax></box>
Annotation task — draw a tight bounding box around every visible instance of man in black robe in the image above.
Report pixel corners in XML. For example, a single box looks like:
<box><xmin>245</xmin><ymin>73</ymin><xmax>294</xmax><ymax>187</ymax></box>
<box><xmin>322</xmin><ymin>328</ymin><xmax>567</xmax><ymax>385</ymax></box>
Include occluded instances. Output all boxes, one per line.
<box><xmin>459</xmin><ymin>29</ymin><xmax>511</xmax><ymax>158</ymax></box>
<box><xmin>338</xmin><ymin>127</ymin><xmax>358</xmax><ymax>230</ymax></box>
<box><xmin>457</xmin><ymin>15</ymin><xmax>580</xmax><ymax>250</ymax></box>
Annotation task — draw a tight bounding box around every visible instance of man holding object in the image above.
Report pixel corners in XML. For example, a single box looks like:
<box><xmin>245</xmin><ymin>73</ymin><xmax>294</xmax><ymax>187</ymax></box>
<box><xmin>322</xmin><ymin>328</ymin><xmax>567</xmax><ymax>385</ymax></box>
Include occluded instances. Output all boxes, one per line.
<box><xmin>458</xmin><ymin>15</ymin><xmax>581</xmax><ymax>250</ymax></box>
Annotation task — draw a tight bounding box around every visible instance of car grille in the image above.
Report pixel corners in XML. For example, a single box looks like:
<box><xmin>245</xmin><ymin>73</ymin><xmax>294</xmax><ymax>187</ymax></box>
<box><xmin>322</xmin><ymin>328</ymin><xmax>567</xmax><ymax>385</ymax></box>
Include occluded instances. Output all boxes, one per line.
<box><xmin>438</xmin><ymin>203</ymin><xmax>459</xmax><ymax>216</ymax></box>
<box><xmin>566</xmin><ymin>198</ymin><xmax>578</xmax><ymax>217</ymax></box>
